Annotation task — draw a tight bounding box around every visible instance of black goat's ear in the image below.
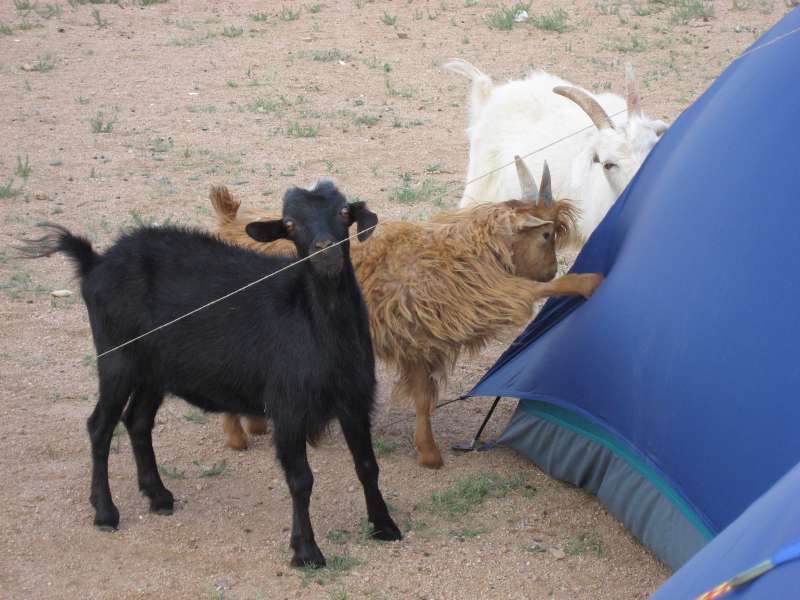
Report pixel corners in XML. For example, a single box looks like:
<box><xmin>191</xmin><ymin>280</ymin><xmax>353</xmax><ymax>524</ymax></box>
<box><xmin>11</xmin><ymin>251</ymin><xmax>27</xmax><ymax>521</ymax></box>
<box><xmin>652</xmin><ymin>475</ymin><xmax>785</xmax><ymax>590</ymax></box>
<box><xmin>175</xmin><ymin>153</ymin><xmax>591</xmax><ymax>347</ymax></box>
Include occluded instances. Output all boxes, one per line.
<box><xmin>245</xmin><ymin>220</ymin><xmax>287</xmax><ymax>243</ymax></box>
<box><xmin>348</xmin><ymin>201</ymin><xmax>378</xmax><ymax>242</ymax></box>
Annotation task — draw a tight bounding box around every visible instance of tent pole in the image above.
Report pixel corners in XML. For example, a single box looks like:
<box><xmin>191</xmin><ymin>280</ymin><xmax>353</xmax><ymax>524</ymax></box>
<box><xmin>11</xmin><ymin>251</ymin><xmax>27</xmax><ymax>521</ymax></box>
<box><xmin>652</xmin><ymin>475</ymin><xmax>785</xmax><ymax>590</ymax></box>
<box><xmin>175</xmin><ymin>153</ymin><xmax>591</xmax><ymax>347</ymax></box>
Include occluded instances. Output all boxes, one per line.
<box><xmin>452</xmin><ymin>396</ymin><xmax>502</xmax><ymax>452</ymax></box>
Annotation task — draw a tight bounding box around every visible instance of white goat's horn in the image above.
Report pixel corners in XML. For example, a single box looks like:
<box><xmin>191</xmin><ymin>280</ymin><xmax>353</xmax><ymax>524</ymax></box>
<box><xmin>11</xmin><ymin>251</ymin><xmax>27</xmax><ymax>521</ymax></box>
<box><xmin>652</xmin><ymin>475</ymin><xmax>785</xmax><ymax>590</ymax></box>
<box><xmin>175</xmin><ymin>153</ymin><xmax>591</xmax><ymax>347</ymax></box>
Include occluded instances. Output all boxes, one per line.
<box><xmin>553</xmin><ymin>86</ymin><xmax>614</xmax><ymax>130</ymax></box>
<box><xmin>539</xmin><ymin>161</ymin><xmax>554</xmax><ymax>206</ymax></box>
<box><xmin>514</xmin><ymin>155</ymin><xmax>539</xmax><ymax>201</ymax></box>
<box><xmin>625</xmin><ymin>63</ymin><xmax>642</xmax><ymax>119</ymax></box>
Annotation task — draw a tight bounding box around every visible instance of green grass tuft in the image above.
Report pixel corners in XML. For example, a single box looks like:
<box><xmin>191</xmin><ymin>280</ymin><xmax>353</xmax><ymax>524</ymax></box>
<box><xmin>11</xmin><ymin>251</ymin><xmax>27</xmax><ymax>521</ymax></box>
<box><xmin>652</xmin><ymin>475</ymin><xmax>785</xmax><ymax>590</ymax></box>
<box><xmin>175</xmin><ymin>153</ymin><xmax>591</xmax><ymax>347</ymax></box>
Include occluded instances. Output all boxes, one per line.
<box><xmin>484</xmin><ymin>2</ymin><xmax>531</xmax><ymax>30</ymax></box>
<box><xmin>532</xmin><ymin>7</ymin><xmax>568</xmax><ymax>32</ymax></box>
<box><xmin>430</xmin><ymin>471</ymin><xmax>527</xmax><ymax>517</ymax></box>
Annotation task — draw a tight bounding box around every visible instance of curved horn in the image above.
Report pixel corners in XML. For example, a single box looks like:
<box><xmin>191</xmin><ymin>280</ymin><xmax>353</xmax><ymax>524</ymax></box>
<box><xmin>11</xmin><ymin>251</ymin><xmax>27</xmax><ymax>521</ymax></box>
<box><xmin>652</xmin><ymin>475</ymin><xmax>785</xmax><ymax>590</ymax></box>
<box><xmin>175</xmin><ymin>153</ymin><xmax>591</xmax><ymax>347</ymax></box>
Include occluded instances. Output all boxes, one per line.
<box><xmin>514</xmin><ymin>155</ymin><xmax>538</xmax><ymax>202</ymax></box>
<box><xmin>538</xmin><ymin>161</ymin><xmax>553</xmax><ymax>206</ymax></box>
<box><xmin>625</xmin><ymin>63</ymin><xmax>642</xmax><ymax>119</ymax></box>
<box><xmin>553</xmin><ymin>85</ymin><xmax>614</xmax><ymax>130</ymax></box>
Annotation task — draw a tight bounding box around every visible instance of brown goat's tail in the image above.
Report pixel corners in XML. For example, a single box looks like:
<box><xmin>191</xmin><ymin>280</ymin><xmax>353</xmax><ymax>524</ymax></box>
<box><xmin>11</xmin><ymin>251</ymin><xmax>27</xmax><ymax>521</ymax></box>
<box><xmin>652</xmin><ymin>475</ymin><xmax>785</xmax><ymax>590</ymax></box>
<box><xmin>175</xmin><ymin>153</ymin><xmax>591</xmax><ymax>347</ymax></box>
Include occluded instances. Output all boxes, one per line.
<box><xmin>210</xmin><ymin>185</ymin><xmax>240</xmax><ymax>226</ymax></box>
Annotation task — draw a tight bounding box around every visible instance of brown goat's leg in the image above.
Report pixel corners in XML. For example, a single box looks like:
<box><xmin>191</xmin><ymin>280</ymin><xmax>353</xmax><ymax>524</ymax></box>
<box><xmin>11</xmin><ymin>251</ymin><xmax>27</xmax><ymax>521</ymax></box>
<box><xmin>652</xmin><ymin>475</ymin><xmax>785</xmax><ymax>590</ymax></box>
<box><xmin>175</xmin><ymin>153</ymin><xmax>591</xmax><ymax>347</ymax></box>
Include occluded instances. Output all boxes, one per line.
<box><xmin>244</xmin><ymin>416</ymin><xmax>268</xmax><ymax>436</ymax></box>
<box><xmin>222</xmin><ymin>414</ymin><xmax>249</xmax><ymax>451</ymax></box>
<box><xmin>406</xmin><ymin>365</ymin><xmax>444</xmax><ymax>469</ymax></box>
<box><xmin>532</xmin><ymin>273</ymin><xmax>604</xmax><ymax>300</ymax></box>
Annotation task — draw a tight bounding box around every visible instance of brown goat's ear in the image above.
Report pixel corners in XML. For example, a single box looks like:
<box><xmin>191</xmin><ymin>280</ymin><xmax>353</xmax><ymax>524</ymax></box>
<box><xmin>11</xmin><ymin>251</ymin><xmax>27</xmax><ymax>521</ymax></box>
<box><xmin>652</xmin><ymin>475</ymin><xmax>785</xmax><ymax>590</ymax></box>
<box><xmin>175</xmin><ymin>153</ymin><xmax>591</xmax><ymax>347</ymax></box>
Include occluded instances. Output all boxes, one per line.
<box><xmin>513</xmin><ymin>214</ymin><xmax>553</xmax><ymax>231</ymax></box>
<box><xmin>245</xmin><ymin>219</ymin><xmax>288</xmax><ymax>243</ymax></box>
<box><xmin>348</xmin><ymin>201</ymin><xmax>378</xmax><ymax>241</ymax></box>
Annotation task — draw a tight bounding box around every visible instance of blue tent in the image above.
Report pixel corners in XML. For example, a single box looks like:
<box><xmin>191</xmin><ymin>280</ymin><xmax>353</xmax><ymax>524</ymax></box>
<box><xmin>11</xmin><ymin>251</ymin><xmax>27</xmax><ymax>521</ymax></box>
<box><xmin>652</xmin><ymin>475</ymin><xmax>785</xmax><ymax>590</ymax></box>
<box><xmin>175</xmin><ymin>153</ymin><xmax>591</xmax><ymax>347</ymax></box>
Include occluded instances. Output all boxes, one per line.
<box><xmin>466</xmin><ymin>8</ymin><xmax>800</xmax><ymax>570</ymax></box>
<box><xmin>651</xmin><ymin>462</ymin><xmax>800</xmax><ymax>599</ymax></box>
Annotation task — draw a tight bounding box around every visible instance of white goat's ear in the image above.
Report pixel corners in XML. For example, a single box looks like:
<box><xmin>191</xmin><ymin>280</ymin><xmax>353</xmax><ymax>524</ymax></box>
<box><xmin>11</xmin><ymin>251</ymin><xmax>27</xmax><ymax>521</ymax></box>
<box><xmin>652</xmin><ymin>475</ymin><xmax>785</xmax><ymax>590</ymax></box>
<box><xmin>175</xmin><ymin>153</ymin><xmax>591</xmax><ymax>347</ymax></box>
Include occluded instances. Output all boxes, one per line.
<box><xmin>513</xmin><ymin>214</ymin><xmax>553</xmax><ymax>231</ymax></box>
<box><xmin>625</xmin><ymin>63</ymin><xmax>642</xmax><ymax>119</ymax></box>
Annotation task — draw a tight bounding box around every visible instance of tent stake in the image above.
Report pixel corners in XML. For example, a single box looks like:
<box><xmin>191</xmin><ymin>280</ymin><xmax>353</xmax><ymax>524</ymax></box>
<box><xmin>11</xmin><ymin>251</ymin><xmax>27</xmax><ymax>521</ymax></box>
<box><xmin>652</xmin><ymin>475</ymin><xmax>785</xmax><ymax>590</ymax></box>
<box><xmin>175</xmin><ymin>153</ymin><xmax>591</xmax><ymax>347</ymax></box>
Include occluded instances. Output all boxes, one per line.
<box><xmin>452</xmin><ymin>396</ymin><xmax>502</xmax><ymax>452</ymax></box>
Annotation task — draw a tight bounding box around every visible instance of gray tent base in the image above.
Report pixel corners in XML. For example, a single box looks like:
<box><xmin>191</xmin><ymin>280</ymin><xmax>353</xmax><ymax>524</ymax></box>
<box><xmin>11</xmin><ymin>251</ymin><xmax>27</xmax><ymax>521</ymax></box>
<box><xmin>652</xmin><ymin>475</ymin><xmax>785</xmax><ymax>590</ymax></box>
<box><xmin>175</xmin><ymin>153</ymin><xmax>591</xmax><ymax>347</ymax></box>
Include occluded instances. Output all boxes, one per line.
<box><xmin>496</xmin><ymin>400</ymin><xmax>712</xmax><ymax>570</ymax></box>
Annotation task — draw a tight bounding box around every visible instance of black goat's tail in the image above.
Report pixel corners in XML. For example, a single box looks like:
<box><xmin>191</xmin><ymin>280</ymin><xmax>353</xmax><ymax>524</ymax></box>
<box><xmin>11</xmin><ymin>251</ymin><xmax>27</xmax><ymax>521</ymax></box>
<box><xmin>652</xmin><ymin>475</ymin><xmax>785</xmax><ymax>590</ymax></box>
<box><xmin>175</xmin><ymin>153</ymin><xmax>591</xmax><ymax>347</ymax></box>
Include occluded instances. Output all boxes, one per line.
<box><xmin>17</xmin><ymin>223</ymin><xmax>99</xmax><ymax>278</ymax></box>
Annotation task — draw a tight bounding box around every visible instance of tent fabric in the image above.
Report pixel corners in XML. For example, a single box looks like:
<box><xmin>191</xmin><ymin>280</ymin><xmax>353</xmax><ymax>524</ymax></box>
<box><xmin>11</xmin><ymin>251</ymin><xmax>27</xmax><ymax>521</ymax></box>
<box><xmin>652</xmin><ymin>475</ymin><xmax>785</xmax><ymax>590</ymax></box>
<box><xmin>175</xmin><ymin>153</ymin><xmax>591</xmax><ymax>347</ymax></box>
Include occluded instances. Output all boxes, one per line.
<box><xmin>466</xmin><ymin>7</ymin><xmax>800</xmax><ymax>569</ymax></box>
<box><xmin>650</xmin><ymin>462</ymin><xmax>800</xmax><ymax>599</ymax></box>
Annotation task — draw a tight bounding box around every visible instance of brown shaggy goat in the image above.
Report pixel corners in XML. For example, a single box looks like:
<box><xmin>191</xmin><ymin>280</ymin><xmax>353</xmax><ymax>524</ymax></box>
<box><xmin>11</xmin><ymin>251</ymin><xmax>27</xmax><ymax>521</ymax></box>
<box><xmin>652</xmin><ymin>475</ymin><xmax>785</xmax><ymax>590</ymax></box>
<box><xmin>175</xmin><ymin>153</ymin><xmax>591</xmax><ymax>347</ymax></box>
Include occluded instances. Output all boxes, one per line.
<box><xmin>213</xmin><ymin>160</ymin><xmax>603</xmax><ymax>467</ymax></box>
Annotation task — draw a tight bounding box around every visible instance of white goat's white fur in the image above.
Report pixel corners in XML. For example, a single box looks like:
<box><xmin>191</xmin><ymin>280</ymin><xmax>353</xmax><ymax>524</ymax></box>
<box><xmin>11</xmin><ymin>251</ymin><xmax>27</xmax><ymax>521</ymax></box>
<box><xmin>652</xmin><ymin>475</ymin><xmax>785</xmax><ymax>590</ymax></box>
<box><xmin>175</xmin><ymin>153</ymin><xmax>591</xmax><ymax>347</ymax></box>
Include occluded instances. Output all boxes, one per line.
<box><xmin>444</xmin><ymin>59</ymin><xmax>668</xmax><ymax>245</ymax></box>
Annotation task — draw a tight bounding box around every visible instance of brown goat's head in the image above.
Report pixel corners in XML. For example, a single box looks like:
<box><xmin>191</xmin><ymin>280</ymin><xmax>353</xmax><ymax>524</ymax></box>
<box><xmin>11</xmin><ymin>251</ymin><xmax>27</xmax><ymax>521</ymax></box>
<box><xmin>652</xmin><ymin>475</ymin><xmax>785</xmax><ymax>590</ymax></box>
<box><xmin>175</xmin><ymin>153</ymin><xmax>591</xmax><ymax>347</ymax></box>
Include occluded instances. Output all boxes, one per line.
<box><xmin>504</xmin><ymin>158</ymin><xmax>578</xmax><ymax>282</ymax></box>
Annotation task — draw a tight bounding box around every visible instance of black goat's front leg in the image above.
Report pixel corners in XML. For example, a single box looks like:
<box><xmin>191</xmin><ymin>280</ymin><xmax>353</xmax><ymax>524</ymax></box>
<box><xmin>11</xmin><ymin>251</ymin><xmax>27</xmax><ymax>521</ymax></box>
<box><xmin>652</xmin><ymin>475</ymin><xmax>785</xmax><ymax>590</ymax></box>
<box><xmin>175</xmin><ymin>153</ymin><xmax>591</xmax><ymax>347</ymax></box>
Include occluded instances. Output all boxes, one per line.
<box><xmin>339</xmin><ymin>414</ymin><xmax>402</xmax><ymax>541</ymax></box>
<box><xmin>274</xmin><ymin>427</ymin><xmax>325</xmax><ymax>568</ymax></box>
<box><xmin>122</xmin><ymin>387</ymin><xmax>173</xmax><ymax>515</ymax></box>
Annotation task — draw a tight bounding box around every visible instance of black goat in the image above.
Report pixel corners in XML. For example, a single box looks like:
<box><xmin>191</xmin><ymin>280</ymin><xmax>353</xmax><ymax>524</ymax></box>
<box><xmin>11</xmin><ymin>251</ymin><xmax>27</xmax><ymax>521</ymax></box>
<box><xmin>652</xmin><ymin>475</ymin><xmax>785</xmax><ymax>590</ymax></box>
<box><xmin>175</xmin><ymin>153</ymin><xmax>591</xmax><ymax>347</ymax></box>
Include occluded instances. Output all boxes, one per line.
<box><xmin>20</xmin><ymin>181</ymin><xmax>401</xmax><ymax>568</ymax></box>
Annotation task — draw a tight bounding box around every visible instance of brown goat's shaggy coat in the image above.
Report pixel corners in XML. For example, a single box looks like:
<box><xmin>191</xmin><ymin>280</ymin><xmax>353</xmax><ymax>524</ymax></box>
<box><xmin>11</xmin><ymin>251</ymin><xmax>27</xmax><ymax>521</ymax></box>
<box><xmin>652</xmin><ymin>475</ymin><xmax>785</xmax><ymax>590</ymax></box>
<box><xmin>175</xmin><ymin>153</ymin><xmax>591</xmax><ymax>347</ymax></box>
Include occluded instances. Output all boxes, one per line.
<box><xmin>212</xmin><ymin>186</ymin><xmax>602</xmax><ymax>467</ymax></box>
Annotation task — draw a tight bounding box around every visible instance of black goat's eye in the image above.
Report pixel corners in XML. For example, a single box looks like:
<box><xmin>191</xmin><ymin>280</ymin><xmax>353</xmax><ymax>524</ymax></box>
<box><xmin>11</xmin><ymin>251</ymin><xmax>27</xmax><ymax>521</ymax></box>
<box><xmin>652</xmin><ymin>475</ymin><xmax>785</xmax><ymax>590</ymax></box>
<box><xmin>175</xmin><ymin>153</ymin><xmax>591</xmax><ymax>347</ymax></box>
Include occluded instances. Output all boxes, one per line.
<box><xmin>339</xmin><ymin>207</ymin><xmax>350</xmax><ymax>220</ymax></box>
<box><xmin>284</xmin><ymin>220</ymin><xmax>295</xmax><ymax>233</ymax></box>
<box><xmin>604</xmin><ymin>162</ymin><xmax>616</xmax><ymax>170</ymax></box>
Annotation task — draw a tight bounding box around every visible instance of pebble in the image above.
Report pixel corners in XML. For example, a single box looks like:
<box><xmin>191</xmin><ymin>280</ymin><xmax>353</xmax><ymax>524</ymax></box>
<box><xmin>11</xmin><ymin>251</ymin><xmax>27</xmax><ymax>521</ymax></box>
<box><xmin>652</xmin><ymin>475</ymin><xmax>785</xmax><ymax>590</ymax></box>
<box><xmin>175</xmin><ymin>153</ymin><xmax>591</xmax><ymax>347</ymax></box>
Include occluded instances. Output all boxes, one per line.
<box><xmin>50</xmin><ymin>290</ymin><xmax>73</xmax><ymax>298</ymax></box>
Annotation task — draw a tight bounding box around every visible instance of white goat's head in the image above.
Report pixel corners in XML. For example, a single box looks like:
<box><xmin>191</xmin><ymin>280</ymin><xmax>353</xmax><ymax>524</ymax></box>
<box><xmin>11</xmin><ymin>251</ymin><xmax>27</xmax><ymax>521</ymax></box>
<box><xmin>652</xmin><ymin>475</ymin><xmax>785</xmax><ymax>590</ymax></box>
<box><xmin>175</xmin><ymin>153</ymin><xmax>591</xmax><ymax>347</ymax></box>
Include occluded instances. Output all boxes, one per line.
<box><xmin>555</xmin><ymin>65</ymin><xmax>668</xmax><ymax>198</ymax></box>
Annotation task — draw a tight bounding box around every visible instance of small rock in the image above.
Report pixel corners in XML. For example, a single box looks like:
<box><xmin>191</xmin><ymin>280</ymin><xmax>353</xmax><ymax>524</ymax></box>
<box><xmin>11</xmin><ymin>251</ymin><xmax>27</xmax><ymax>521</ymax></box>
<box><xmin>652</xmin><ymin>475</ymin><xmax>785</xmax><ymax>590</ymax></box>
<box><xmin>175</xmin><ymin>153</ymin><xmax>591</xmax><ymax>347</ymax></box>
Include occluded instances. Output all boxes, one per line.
<box><xmin>50</xmin><ymin>289</ymin><xmax>72</xmax><ymax>298</ymax></box>
<box><xmin>20</xmin><ymin>63</ymin><xmax>34</xmax><ymax>72</ymax></box>
<box><xmin>550</xmin><ymin>548</ymin><xmax>566</xmax><ymax>560</ymax></box>
<box><xmin>34</xmin><ymin>192</ymin><xmax>49</xmax><ymax>201</ymax></box>
<box><xmin>397</xmin><ymin>32</ymin><xmax>409</xmax><ymax>39</ymax></box>
<box><xmin>347</xmin><ymin>485</ymin><xmax>356</xmax><ymax>493</ymax></box>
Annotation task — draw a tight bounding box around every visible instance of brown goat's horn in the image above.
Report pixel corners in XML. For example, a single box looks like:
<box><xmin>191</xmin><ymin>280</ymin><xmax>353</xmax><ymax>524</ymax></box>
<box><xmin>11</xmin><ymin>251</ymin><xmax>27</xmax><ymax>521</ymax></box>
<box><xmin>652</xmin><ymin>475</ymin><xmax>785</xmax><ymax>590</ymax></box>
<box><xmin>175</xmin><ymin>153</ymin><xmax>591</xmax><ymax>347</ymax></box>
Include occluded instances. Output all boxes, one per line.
<box><xmin>539</xmin><ymin>161</ymin><xmax>554</xmax><ymax>206</ymax></box>
<box><xmin>625</xmin><ymin>63</ymin><xmax>642</xmax><ymax>119</ymax></box>
<box><xmin>554</xmin><ymin>85</ymin><xmax>614</xmax><ymax>130</ymax></box>
<box><xmin>514</xmin><ymin>155</ymin><xmax>539</xmax><ymax>202</ymax></box>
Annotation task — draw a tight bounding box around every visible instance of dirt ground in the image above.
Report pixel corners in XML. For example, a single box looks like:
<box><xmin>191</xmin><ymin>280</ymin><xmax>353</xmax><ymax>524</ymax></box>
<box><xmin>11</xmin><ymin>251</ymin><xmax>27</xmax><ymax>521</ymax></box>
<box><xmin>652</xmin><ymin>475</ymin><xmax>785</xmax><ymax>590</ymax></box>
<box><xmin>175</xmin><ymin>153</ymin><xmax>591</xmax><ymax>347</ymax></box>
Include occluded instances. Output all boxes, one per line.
<box><xmin>0</xmin><ymin>1</ymin><xmax>790</xmax><ymax>598</ymax></box>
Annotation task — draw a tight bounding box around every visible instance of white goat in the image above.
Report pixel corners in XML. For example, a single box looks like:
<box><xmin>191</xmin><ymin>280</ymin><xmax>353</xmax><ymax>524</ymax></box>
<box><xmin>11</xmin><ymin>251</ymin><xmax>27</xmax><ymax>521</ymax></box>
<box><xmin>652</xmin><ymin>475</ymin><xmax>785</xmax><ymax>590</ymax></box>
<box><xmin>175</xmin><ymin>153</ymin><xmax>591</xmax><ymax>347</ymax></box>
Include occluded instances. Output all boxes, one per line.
<box><xmin>444</xmin><ymin>60</ymin><xmax>668</xmax><ymax>245</ymax></box>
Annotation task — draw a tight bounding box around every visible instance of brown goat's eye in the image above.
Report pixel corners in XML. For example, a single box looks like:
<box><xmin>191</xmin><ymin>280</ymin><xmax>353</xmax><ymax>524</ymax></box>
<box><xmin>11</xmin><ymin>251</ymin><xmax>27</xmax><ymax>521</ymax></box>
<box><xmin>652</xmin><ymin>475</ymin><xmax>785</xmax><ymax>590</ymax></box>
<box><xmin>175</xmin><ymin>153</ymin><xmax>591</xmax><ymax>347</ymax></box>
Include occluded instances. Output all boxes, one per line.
<box><xmin>284</xmin><ymin>220</ymin><xmax>295</xmax><ymax>233</ymax></box>
<box><xmin>339</xmin><ymin>207</ymin><xmax>350</xmax><ymax>220</ymax></box>
<box><xmin>543</xmin><ymin>231</ymin><xmax>551</xmax><ymax>241</ymax></box>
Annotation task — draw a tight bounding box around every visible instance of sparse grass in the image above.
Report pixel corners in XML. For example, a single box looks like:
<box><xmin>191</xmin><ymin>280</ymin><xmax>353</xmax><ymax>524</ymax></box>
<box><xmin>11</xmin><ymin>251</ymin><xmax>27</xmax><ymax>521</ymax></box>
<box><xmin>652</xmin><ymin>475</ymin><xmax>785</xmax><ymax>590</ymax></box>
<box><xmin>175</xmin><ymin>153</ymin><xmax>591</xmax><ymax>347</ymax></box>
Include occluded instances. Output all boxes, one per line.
<box><xmin>671</xmin><ymin>0</ymin><xmax>714</xmax><ymax>24</ymax></box>
<box><xmin>390</xmin><ymin>172</ymin><xmax>449</xmax><ymax>205</ymax></box>
<box><xmin>484</xmin><ymin>2</ymin><xmax>531</xmax><ymax>30</ymax></box>
<box><xmin>92</xmin><ymin>8</ymin><xmax>109</xmax><ymax>27</ymax></box>
<box><xmin>140</xmin><ymin>0</ymin><xmax>169</xmax><ymax>5</ymax></box>
<box><xmin>34</xmin><ymin>3</ymin><xmax>62</xmax><ymax>18</ymax></box>
<box><xmin>374</xmin><ymin>438</ymin><xmax>398</xmax><ymax>457</ymax></box>
<box><xmin>15</xmin><ymin>155</ymin><xmax>32</xmax><ymax>179</ymax></box>
<box><xmin>566</xmin><ymin>532</ymin><xmax>604</xmax><ymax>556</ymax></box>
<box><xmin>354</xmin><ymin>114</ymin><xmax>380</xmax><ymax>127</ymax></box>
<box><xmin>194</xmin><ymin>460</ymin><xmax>226</xmax><ymax>477</ymax></box>
<box><xmin>307</xmin><ymin>3</ymin><xmax>323</xmax><ymax>13</ymax></box>
<box><xmin>148</xmin><ymin>137</ymin><xmax>173</xmax><ymax>154</ymax></box>
<box><xmin>248</xmin><ymin>97</ymin><xmax>282</xmax><ymax>114</ymax></box>
<box><xmin>0</xmin><ymin>178</ymin><xmax>20</xmax><ymax>198</ymax></box>
<box><xmin>158</xmin><ymin>464</ymin><xmax>187</xmax><ymax>479</ymax></box>
<box><xmin>30</xmin><ymin>54</ymin><xmax>56</xmax><ymax>73</ymax></box>
<box><xmin>279</xmin><ymin>6</ymin><xmax>301</xmax><ymax>21</ymax></box>
<box><xmin>75</xmin><ymin>96</ymin><xmax>90</xmax><ymax>105</ymax></box>
<box><xmin>450</xmin><ymin>526</ymin><xmax>489</xmax><ymax>539</ymax></box>
<box><xmin>89</xmin><ymin>111</ymin><xmax>115</xmax><ymax>133</ymax></box>
<box><xmin>299</xmin><ymin>554</ymin><xmax>362</xmax><ymax>586</ymax></box>
<box><xmin>186</xmin><ymin>104</ymin><xmax>216</xmax><ymax>113</ymax></box>
<box><xmin>532</xmin><ymin>8</ymin><xmax>568</xmax><ymax>32</ymax></box>
<box><xmin>425</xmin><ymin>163</ymin><xmax>444</xmax><ymax>174</ymax></box>
<box><xmin>249</xmin><ymin>11</ymin><xmax>269</xmax><ymax>22</ymax></box>
<box><xmin>610</xmin><ymin>33</ymin><xmax>647</xmax><ymax>52</ymax></box>
<box><xmin>311</xmin><ymin>48</ymin><xmax>351</xmax><ymax>62</ymax></box>
<box><xmin>170</xmin><ymin>32</ymin><xmax>216</xmax><ymax>46</ymax></box>
<box><xmin>430</xmin><ymin>471</ymin><xmax>527</xmax><ymax>517</ymax></box>
<box><xmin>0</xmin><ymin>23</ymin><xmax>12</xmax><ymax>35</ymax></box>
<box><xmin>326</xmin><ymin>529</ymin><xmax>350</xmax><ymax>545</ymax></box>
<box><xmin>381</xmin><ymin>11</ymin><xmax>397</xmax><ymax>26</ymax></box>
<box><xmin>0</xmin><ymin>269</ymin><xmax>49</xmax><ymax>300</ymax></box>
<box><xmin>384</xmin><ymin>78</ymin><xmax>415</xmax><ymax>98</ymax></box>
<box><xmin>183</xmin><ymin>411</ymin><xmax>207</xmax><ymax>424</ymax></box>
<box><xmin>14</xmin><ymin>0</ymin><xmax>34</xmax><ymax>12</ymax></box>
<box><xmin>222</xmin><ymin>25</ymin><xmax>243</xmax><ymax>37</ymax></box>
<box><xmin>287</xmin><ymin>122</ymin><xmax>319</xmax><ymax>138</ymax></box>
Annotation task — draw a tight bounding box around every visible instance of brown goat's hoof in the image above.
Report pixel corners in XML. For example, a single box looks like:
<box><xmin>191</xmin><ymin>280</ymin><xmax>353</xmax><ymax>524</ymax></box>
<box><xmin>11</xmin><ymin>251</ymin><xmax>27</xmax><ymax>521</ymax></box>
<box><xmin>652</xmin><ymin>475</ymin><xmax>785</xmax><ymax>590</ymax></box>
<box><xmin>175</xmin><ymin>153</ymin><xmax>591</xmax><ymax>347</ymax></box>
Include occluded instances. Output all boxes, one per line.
<box><xmin>417</xmin><ymin>453</ymin><xmax>444</xmax><ymax>469</ymax></box>
<box><xmin>226</xmin><ymin>433</ymin><xmax>249</xmax><ymax>451</ymax></box>
<box><xmin>244</xmin><ymin>417</ymin><xmax>268</xmax><ymax>436</ymax></box>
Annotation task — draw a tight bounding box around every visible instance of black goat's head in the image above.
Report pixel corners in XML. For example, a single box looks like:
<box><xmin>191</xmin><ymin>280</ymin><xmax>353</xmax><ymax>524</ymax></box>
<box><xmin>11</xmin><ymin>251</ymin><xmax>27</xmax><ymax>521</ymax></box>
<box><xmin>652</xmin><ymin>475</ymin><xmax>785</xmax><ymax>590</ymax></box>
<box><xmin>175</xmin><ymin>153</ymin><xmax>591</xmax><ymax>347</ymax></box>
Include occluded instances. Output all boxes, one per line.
<box><xmin>245</xmin><ymin>181</ymin><xmax>378</xmax><ymax>277</ymax></box>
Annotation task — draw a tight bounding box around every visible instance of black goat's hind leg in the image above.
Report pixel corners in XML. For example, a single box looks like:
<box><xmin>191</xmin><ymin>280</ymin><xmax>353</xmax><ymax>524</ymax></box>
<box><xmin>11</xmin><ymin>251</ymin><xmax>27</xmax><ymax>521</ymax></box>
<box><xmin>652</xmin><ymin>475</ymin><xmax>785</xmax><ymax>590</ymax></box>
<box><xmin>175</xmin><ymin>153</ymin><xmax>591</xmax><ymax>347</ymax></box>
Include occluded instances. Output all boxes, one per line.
<box><xmin>122</xmin><ymin>387</ymin><xmax>173</xmax><ymax>515</ymax></box>
<box><xmin>275</xmin><ymin>426</ymin><xmax>325</xmax><ymax>568</ymax></box>
<box><xmin>87</xmin><ymin>368</ymin><xmax>132</xmax><ymax>530</ymax></box>
<box><xmin>340</xmin><ymin>414</ymin><xmax>402</xmax><ymax>542</ymax></box>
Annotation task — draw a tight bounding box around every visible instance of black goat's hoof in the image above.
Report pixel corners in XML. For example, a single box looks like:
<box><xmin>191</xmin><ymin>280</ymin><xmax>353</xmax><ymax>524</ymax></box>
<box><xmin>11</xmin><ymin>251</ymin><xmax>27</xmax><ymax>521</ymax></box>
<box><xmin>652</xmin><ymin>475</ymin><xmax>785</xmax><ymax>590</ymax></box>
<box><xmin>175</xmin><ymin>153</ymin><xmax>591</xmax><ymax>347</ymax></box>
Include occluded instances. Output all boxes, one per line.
<box><xmin>290</xmin><ymin>546</ymin><xmax>326</xmax><ymax>569</ymax></box>
<box><xmin>372</xmin><ymin>520</ymin><xmax>403</xmax><ymax>541</ymax></box>
<box><xmin>148</xmin><ymin>490</ymin><xmax>175</xmax><ymax>515</ymax></box>
<box><xmin>93</xmin><ymin>506</ymin><xmax>120</xmax><ymax>531</ymax></box>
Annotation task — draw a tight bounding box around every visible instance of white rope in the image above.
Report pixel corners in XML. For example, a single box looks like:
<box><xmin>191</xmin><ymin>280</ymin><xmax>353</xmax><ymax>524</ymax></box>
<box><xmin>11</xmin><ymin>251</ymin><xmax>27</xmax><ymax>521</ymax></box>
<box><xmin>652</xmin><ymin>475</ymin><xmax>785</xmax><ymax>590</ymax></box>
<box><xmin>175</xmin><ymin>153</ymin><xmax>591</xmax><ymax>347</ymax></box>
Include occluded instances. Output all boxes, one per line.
<box><xmin>96</xmin><ymin>225</ymin><xmax>376</xmax><ymax>360</ymax></box>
